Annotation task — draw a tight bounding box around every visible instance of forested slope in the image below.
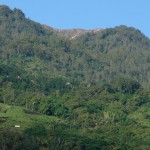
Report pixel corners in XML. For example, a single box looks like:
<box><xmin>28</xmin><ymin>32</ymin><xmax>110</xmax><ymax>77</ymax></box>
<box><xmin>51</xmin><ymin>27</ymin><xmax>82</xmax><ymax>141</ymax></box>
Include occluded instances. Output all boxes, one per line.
<box><xmin>0</xmin><ymin>5</ymin><xmax>150</xmax><ymax>149</ymax></box>
<box><xmin>1</xmin><ymin>5</ymin><xmax>150</xmax><ymax>87</ymax></box>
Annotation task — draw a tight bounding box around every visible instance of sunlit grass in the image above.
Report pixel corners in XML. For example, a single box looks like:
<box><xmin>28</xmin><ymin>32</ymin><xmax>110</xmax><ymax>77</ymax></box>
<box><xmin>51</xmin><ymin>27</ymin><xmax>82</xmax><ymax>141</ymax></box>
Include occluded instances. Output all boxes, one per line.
<box><xmin>0</xmin><ymin>103</ymin><xmax>61</xmax><ymax>129</ymax></box>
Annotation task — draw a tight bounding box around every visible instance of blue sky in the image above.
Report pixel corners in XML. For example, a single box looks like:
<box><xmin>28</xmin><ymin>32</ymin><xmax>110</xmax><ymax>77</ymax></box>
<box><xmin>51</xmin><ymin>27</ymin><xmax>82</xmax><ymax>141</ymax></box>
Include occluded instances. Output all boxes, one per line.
<box><xmin>0</xmin><ymin>0</ymin><xmax>150</xmax><ymax>38</ymax></box>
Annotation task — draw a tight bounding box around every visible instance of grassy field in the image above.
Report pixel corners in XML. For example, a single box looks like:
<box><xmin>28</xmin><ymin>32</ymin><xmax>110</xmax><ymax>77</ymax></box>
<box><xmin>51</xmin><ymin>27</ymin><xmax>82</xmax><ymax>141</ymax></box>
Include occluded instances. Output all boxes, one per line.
<box><xmin>0</xmin><ymin>103</ymin><xmax>63</xmax><ymax>130</ymax></box>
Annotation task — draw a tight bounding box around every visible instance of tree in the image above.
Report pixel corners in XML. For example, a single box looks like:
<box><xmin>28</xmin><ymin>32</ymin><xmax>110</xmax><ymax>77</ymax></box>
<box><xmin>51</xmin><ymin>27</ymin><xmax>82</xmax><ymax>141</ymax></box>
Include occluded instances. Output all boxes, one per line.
<box><xmin>114</xmin><ymin>77</ymin><xmax>141</xmax><ymax>93</ymax></box>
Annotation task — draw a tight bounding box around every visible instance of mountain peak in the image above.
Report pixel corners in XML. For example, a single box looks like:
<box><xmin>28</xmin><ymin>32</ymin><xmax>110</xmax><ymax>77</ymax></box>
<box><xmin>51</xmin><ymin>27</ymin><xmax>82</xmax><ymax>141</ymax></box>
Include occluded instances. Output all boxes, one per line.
<box><xmin>13</xmin><ymin>8</ymin><xmax>25</xmax><ymax>18</ymax></box>
<box><xmin>0</xmin><ymin>5</ymin><xmax>25</xmax><ymax>18</ymax></box>
<box><xmin>0</xmin><ymin>5</ymin><xmax>12</xmax><ymax>16</ymax></box>
<box><xmin>0</xmin><ymin>5</ymin><xmax>10</xmax><ymax>10</ymax></box>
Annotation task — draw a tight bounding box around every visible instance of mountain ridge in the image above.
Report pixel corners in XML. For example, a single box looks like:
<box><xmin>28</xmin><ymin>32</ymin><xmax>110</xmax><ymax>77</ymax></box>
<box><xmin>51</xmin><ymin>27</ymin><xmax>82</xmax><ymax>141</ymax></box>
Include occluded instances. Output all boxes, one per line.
<box><xmin>0</xmin><ymin>5</ymin><xmax>150</xmax><ymax>87</ymax></box>
<box><xmin>0</xmin><ymin>5</ymin><xmax>150</xmax><ymax>149</ymax></box>
<box><xmin>51</xmin><ymin>27</ymin><xmax>103</xmax><ymax>39</ymax></box>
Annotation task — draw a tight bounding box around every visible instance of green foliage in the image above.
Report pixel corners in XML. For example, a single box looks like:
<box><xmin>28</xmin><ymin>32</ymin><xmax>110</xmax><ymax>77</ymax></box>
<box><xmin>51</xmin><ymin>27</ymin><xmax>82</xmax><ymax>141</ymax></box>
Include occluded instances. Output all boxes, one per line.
<box><xmin>0</xmin><ymin>5</ymin><xmax>150</xmax><ymax>149</ymax></box>
<box><xmin>0</xmin><ymin>127</ymin><xmax>38</xmax><ymax>150</ymax></box>
<box><xmin>0</xmin><ymin>5</ymin><xmax>150</xmax><ymax>87</ymax></box>
<box><xmin>113</xmin><ymin>77</ymin><xmax>141</xmax><ymax>93</ymax></box>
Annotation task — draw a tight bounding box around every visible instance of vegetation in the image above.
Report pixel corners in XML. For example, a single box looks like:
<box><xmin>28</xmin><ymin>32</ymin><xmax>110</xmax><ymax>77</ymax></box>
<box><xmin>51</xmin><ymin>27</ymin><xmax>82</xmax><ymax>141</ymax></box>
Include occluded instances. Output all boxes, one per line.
<box><xmin>0</xmin><ymin>5</ymin><xmax>150</xmax><ymax>149</ymax></box>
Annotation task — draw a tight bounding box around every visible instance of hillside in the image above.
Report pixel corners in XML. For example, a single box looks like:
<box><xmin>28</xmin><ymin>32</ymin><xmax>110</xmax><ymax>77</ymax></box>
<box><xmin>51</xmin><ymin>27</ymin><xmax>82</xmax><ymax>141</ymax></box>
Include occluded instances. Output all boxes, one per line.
<box><xmin>1</xmin><ymin>5</ymin><xmax>150</xmax><ymax>87</ymax></box>
<box><xmin>0</xmin><ymin>5</ymin><xmax>150</xmax><ymax>149</ymax></box>
<box><xmin>0</xmin><ymin>85</ymin><xmax>150</xmax><ymax>149</ymax></box>
<box><xmin>0</xmin><ymin>86</ymin><xmax>150</xmax><ymax>149</ymax></box>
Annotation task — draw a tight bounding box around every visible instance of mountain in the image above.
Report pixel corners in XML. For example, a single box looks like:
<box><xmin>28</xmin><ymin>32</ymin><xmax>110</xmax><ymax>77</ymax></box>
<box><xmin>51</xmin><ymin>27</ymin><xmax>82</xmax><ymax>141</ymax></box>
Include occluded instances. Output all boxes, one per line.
<box><xmin>0</xmin><ymin>5</ymin><xmax>150</xmax><ymax>149</ymax></box>
<box><xmin>0</xmin><ymin>5</ymin><xmax>150</xmax><ymax>87</ymax></box>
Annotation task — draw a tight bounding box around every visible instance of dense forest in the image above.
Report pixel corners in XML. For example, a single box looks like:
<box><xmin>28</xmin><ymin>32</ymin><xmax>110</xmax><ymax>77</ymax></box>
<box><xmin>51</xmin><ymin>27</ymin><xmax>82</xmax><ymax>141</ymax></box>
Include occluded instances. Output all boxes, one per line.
<box><xmin>0</xmin><ymin>5</ymin><xmax>150</xmax><ymax>149</ymax></box>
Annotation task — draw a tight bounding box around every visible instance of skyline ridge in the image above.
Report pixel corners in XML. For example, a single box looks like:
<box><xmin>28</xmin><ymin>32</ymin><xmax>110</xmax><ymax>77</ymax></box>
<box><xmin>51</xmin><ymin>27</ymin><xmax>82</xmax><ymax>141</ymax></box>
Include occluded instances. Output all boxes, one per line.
<box><xmin>0</xmin><ymin>0</ymin><xmax>149</xmax><ymax>38</ymax></box>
